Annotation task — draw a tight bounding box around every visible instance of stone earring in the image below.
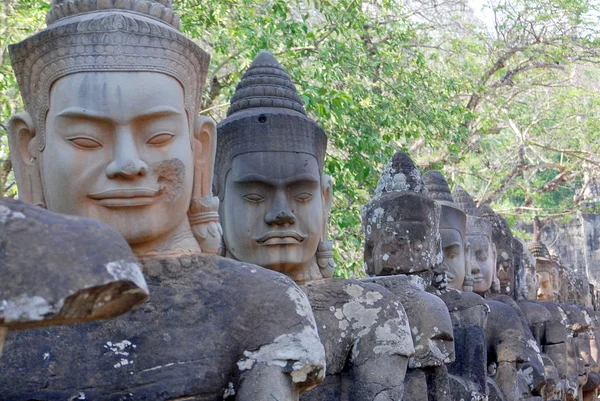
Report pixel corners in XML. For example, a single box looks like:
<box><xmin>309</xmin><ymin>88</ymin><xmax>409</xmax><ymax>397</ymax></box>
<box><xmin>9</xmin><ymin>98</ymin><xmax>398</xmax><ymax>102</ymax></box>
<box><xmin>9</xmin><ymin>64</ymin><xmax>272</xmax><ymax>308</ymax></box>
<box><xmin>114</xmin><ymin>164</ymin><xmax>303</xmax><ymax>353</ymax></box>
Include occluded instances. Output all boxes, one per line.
<box><xmin>188</xmin><ymin>196</ymin><xmax>224</xmax><ymax>255</ymax></box>
<box><xmin>316</xmin><ymin>240</ymin><xmax>336</xmax><ymax>278</ymax></box>
<box><xmin>462</xmin><ymin>274</ymin><xmax>474</xmax><ymax>292</ymax></box>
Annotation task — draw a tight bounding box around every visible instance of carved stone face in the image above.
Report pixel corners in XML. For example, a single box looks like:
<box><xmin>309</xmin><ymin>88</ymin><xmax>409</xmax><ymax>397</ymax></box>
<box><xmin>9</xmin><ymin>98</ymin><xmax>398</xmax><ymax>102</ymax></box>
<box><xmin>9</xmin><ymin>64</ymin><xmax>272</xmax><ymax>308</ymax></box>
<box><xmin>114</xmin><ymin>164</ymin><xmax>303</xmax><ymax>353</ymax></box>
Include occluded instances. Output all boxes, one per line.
<box><xmin>537</xmin><ymin>272</ymin><xmax>553</xmax><ymax>301</ymax></box>
<box><xmin>221</xmin><ymin>151</ymin><xmax>328</xmax><ymax>278</ymax></box>
<box><xmin>526</xmin><ymin>269</ymin><xmax>539</xmax><ymax>300</ymax></box>
<box><xmin>468</xmin><ymin>234</ymin><xmax>496</xmax><ymax>294</ymax></box>
<box><xmin>440</xmin><ymin>228</ymin><xmax>467</xmax><ymax>290</ymax></box>
<box><xmin>39</xmin><ymin>72</ymin><xmax>194</xmax><ymax>252</ymax></box>
<box><xmin>363</xmin><ymin>193</ymin><xmax>441</xmax><ymax>276</ymax></box>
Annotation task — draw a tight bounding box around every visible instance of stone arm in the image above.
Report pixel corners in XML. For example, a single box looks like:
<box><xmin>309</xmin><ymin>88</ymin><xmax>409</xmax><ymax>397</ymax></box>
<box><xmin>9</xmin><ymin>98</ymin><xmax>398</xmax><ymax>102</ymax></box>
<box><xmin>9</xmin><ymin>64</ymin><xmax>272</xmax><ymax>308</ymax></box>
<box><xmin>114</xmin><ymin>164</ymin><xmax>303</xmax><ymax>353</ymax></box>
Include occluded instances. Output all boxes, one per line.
<box><xmin>237</xmin><ymin>363</ymin><xmax>300</xmax><ymax>401</ymax></box>
<box><xmin>486</xmin><ymin>300</ymin><xmax>546</xmax><ymax>399</ymax></box>
<box><xmin>346</xmin><ymin>292</ymin><xmax>413</xmax><ymax>401</ymax></box>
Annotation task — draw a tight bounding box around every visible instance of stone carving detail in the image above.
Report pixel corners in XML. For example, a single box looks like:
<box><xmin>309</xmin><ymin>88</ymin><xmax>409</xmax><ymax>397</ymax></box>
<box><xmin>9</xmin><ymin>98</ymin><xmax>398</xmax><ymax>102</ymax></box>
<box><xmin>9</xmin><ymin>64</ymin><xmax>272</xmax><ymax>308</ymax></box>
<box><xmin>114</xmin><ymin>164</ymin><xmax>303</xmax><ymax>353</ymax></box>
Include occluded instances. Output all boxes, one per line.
<box><xmin>217</xmin><ymin>52</ymin><xmax>415</xmax><ymax>400</ymax></box>
<box><xmin>423</xmin><ymin>171</ymin><xmax>470</xmax><ymax>291</ymax></box>
<box><xmin>3</xmin><ymin>2</ymin><xmax>325</xmax><ymax>399</ymax></box>
<box><xmin>0</xmin><ymin>198</ymin><xmax>148</xmax><ymax>355</ymax></box>
<box><xmin>452</xmin><ymin>185</ymin><xmax>498</xmax><ymax>296</ymax></box>
<box><xmin>362</xmin><ymin>151</ymin><xmax>454</xmax><ymax>401</ymax></box>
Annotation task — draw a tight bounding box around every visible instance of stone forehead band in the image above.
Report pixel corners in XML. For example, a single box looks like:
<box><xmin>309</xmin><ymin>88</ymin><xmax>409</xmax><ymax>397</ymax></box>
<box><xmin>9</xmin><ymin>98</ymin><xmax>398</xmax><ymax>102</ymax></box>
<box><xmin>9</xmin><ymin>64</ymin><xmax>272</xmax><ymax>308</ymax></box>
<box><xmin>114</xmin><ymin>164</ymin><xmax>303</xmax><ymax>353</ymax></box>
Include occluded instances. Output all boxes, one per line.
<box><xmin>9</xmin><ymin>3</ymin><xmax>209</xmax><ymax>151</ymax></box>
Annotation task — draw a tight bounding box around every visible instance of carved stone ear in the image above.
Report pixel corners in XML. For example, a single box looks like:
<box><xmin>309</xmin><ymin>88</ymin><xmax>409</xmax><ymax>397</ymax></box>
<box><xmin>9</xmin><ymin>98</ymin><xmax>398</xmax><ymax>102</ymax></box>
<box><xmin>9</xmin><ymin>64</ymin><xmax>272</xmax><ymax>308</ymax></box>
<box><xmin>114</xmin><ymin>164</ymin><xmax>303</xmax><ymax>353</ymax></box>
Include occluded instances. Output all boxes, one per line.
<box><xmin>491</xmin><ymin>243</ymin><xmax>498</xmax><ymax>271</ymax></box>
<box><xmin>7</xmin><ymin>112</ymin><xmax>44</xmax><ymax>206</ymax></box>
<box><xmin>193</xmin><ymin>115</ymin><xmax>217</xmax><ymax>197</ymax></box>
<box><xmin>188</xmin><ymin>115</ymin><xmax>223</xmax><ymax>255</ymax></box>
<box><xmin>317</xmin><ymin>174</ymin><xmax>336</xmax><ymax>278</ymax></box>
<box><xmin>321</xmin><ymin>174</ymin><xmax>333</xmax><ymax>213</ymax></box>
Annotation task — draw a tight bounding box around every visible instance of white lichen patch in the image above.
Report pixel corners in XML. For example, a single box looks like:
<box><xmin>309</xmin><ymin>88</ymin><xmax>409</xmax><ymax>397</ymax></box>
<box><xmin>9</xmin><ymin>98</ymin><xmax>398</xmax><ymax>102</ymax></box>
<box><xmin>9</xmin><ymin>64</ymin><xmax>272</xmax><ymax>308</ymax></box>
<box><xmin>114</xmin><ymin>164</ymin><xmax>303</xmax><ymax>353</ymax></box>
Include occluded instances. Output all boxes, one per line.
<box><xmin>236</xmin><ymin>325</ymin><xmax>326</xmax><ymax>384</ymax></box>
<box><xmin>286</xmin><ymin>286</ymin><xmax>314</xmax><ymax>322</ymax></box>
<box><xmin>104</xmin><ymin>340</ymin><xmax>136</xmax><ymax>368</ymax></box>
<box><xmin>1</xmin><ymin>295</ymin><xmax>56</xmax><ymax>323</ymax></box>
<box><xmin>373</xmin><ymin>317</ymin><xmax>414</xmax><ymax>357</ymax></box>
<box><xmin>105</xmin><ymin>260</ymin><xmax>148</xmax><ymax>293</ymax></box>
<box><xmin>0</xmin><ymin>204</ymin><xmax>26</xmax><ymax>224</ymax></box>
<box><xmin>223</xmin><ymin>382</ymin><xmax>236</xmax><ymax>399</ymax></box>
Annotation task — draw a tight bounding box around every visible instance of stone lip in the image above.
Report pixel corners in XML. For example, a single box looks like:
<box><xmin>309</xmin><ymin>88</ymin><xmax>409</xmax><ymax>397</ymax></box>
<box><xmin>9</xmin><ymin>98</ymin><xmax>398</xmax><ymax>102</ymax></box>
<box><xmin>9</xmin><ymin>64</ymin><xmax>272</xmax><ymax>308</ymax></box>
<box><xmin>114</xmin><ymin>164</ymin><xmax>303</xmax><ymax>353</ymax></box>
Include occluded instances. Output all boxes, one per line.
<box><xmin>0</xmin><ymin>198</ymin><xmax>148</xmax><ymax>330</ymax></box>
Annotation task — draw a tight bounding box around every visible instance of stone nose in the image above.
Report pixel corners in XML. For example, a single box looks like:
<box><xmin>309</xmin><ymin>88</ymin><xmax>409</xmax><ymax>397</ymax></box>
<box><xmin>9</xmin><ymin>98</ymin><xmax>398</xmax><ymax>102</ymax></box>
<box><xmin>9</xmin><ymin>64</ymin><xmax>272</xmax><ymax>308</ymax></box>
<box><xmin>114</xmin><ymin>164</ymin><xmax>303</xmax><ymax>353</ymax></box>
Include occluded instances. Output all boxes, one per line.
<box><xmin>105</xmin><ymin>128</ymin><xmax>149</xmax><ymax>179</ymax></box>
<box><xmin>265</xmin><ymin>210</ymin><xmax>296</xmax><ymax>226</ymax></box>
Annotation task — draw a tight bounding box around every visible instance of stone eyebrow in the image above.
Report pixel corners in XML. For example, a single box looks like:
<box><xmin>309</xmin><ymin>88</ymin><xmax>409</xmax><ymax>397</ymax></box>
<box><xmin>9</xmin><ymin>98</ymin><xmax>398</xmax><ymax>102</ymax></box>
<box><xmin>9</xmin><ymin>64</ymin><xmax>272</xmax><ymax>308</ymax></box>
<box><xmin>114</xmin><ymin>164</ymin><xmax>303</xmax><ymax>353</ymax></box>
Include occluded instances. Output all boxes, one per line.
<box><xmin>56</xmin><ymin>106</ymin><xmax>182</xmax><ymax>121</ymax></box>
<box><xmin>234</xmin><ymin>173</ymin><xmax>320</xmax><ymax>186</ymax></box>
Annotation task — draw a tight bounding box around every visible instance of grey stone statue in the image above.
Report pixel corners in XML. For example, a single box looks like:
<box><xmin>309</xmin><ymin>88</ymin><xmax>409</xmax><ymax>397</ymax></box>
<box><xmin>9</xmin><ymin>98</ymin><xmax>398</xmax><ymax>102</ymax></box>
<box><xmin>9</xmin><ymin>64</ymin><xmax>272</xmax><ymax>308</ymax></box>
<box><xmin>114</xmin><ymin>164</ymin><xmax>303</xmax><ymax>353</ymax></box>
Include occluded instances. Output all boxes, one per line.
<box><xmin>0</xmin><ymin>197</ymin><xmax>148</xmax><ymax>356</ymax></box>
<box><xmin>423</xmin><ymin>171</ymin><xmax>490</xmax><ymax>400</ymax></box>
<box><xmin>215</xmin><ymin>51</ymin><xmax>414</xmax><ymax>400</ymax></box>
<box><xmin>1</xmin><ymin>3</ymin><xmax>326</xmax><ymax>399</ymax></box>
<box><xmin>530</xmin><ymin>241</ymin><xmax>578</xmax><ymax>400</ymax></box>
<box><xmin>362</xmin><ymin>151</ymin><xmax>454</xmax><ymax>401</ymax></box>
<box><xmin>453</xmin><ymin>188</ymin><xmax>546</xmax><ymax>401</ymax></box>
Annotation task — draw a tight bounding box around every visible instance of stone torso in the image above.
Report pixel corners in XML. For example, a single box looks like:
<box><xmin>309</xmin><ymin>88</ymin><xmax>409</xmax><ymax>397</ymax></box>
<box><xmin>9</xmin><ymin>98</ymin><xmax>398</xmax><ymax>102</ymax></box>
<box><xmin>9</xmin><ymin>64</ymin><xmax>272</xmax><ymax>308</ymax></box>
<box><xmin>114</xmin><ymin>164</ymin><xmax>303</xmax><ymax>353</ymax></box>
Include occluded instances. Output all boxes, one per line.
<box><xmin>0</xmin><ymin>254</ymin><xmax>324</xmax><ymax>401</ymax></box>
<box><xmin>298</xmin><ymin>279</ymin><xmax>414</xmax><ymax>401</ymax></box>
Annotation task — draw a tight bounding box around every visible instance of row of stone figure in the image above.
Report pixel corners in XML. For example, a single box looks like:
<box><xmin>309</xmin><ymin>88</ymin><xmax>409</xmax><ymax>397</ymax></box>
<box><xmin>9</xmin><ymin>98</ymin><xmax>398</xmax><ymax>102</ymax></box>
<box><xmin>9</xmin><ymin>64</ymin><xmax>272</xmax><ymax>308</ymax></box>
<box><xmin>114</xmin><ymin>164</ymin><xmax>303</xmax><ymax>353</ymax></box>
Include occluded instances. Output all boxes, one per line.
<box><xmin>0</xmin><ymin>1</ymin><xmax>598</xmax><ymax>399</ymax></box>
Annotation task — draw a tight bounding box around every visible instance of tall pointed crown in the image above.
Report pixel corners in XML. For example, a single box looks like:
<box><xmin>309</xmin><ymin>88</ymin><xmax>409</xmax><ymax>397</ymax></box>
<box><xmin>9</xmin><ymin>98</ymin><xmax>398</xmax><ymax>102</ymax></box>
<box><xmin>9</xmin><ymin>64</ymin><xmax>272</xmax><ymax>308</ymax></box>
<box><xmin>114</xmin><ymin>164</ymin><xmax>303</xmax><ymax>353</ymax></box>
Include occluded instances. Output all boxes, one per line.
<box><xmin>373</xmin><ymin>151</ymin><xmax>428</xmax><ymax>196</ymax></box>
<box><xmin>215</xmin><ymin>51</ymin><xmax>327</xmax><ymax>196</ymax></box>
<box><xmin>423</xmin><ymin>171</ymin><xmax>454</xmax><ymax>204</ymax></box>
<box><xmin>528</xmin><ymin>241</ymin><xmax>551</xmax><ymax>260</ymax></box>
<box><xmin>9</xmin><ymin>0</ymin><xmax>209</xmax><ymax>151</ymax></box>
<box><xmin>452</xmin><ymin>185</ymin><xmax>480</xmax><ymax>217</ymax></box>
<box><xmin>423</xmin><ymin>171</ymin><xmax>466</xmax><ymax>238</ymax></box>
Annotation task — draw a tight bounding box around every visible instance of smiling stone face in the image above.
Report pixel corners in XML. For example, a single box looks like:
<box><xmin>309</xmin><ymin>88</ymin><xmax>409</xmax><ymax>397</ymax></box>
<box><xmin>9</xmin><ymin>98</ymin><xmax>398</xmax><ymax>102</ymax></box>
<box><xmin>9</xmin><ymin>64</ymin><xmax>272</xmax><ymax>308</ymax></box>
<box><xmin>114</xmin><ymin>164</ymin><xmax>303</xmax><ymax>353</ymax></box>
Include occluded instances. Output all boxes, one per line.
<box><xmin>39</xmin><ymin>72</ymin><xmax>195</xmax><ymax>253</ymax></box>
<box><xmin>221</xmin><ymin>151</ymin><xmax>327</xmax><ymax>279</ymax></box>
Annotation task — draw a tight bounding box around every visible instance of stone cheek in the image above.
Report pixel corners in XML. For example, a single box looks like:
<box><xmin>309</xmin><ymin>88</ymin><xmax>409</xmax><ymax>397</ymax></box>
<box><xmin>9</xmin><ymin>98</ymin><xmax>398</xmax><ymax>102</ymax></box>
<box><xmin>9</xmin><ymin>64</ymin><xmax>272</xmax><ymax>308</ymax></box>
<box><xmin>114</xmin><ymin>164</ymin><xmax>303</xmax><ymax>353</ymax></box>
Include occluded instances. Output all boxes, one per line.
<box><xmin>0</xmin><ymin>254</ymin><xmax>326</xmax><ymax>400</ymax></box>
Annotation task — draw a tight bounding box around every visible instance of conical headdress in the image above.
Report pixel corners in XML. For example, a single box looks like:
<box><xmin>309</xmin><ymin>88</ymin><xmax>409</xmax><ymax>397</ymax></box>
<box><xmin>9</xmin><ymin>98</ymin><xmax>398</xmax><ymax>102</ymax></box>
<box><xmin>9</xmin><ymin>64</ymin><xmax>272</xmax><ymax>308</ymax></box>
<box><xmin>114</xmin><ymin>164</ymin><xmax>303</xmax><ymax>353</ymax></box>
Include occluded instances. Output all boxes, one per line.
<box><xmin>423</xmin><ymin>171</ymin><xmax>466</xmax><ymax>238</ymax></box>
<box><xmin>423</xmin><ymin>171</ymin><xmax>454</xmax><ymax>204</ymax></box>
<box><xmin>373</xmin><ymin>151</ymin><xmax>428</xmax><ymax>196</ymax></box>
<box><xmin>215</xmin><ymin>51</ymin><xmax>327</xmax><ymax>196</ymax></box>
<box><xmin>528</xmin><ymin>241</ymin><xmax>551</xmax><ymax>260</ymax></box>
<box><xmin>9</xmin><ymin>0</ymin><xmax>209</xmax><ymax>151</ymax></box>
<box><xmin>452</xmin><ymin>185</ymin><xmax>480</xmax><ymax>217</ymax></box>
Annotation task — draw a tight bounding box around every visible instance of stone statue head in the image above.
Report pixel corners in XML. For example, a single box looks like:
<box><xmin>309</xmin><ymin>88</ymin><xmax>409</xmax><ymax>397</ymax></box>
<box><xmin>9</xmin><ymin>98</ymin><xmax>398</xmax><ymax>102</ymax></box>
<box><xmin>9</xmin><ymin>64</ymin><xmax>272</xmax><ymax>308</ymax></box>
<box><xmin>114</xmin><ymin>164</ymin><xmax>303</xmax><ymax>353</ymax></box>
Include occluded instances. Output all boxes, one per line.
<box><xmin>215</xmin><ymin>51</ymin><xmax>333</xmax><ymax>282</ymax></box>
<box><xmin>480</xmin><ymin>205</ymin><xmax>515</xmax><ymax>296</ymax></box>
<box><xmin>7</xmin><ymin>0</ymin><xmax>220</xmax><ymax>256</ymax></box>
<box><xmin>520</xmin><ymin>239</ymin><xmax>539</xmax><ymax>300</ymax></box>
<box><xmin>362</xmin><ymin>151</ymin><xmax>442</xmax><ymax>280</ymax></box>
<box><xmin>452</xmin><ymin>186</ymin><xmax>497</xmax><ymax>295</ymax></box>
<box><xmin>529</xmin><ymin>241</ymin><xmax>556</xmax><ymax>301</ymax></box>
<box><xmin>423</xmin><ymin>171</ymin><xmax>468</xmax><ymax>291</ymax></box>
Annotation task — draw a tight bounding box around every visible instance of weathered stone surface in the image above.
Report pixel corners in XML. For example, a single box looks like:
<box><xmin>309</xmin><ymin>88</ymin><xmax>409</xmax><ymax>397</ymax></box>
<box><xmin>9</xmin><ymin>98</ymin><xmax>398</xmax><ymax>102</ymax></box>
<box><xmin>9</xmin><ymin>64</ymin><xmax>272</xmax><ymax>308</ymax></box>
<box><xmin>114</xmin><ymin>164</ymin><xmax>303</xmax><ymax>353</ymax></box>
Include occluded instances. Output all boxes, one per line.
<box><xmin>423</xmin><ymin>171</ymin><xmax>468</xmax><ymax>291</ymax></box>
<box><xmin>438</xmin><ymin>289</ymin><xmax>489</xmax><ymax>398</ymax></box>
<box><xmin>481</xmin><ymin>206</ymin><xmax>515</xmax><ymax>296</ymax></box>
<box><xmin>486</xmin><ymin>298</ymin><xmax>546</xmax><ymax>398</ymax></box>
<box><xmin>518</xmin><ymin>300</ymin><xmax>552</xmax><ymax>346</ymax></box>
<box><xmin>362</xmin><ymin>152</ymin><xmax>452</xmax><ymax>400</ymax></box>
<box><xmin>365</xmin><ymin>275</ymin><xmax>454</xmax><ymax>368</ymax></box>
<box><xmin>0</xmin><ymin>254</ymin><xmax>326</xmax><ymax>400</ymax></box>
<box><xmin>299</xmin><ymin>278</ymin><xmax>413</xmax><ymax>401</ymax></box>
<box><xmin>0</xmin><ymin>198</ymin><xmax>148</xmax><ymax>331</ymax></box>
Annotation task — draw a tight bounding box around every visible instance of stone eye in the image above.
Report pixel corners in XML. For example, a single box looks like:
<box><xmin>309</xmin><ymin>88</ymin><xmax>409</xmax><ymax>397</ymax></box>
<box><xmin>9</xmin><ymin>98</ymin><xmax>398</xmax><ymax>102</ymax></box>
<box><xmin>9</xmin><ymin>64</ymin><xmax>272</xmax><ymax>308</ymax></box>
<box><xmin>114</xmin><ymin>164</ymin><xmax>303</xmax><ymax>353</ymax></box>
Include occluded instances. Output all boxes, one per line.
<box><xmin>244</xmin><ymin>193</ymin><xmax>264</xmax><ymax>203</ymax></box>
<box><xmin>147</xmin><ymin>133</ymin><xmax>175</xmax><ymax>145</ymax></box>
<box><xmin>294</xmin><ymin>192</ymin><xmax>313</xmax><ymax>202</ymax></box>
<box><xmin>68</xmin><ymin>137</ymin><xmax>102</xmax><ymax>149</ymax></box>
